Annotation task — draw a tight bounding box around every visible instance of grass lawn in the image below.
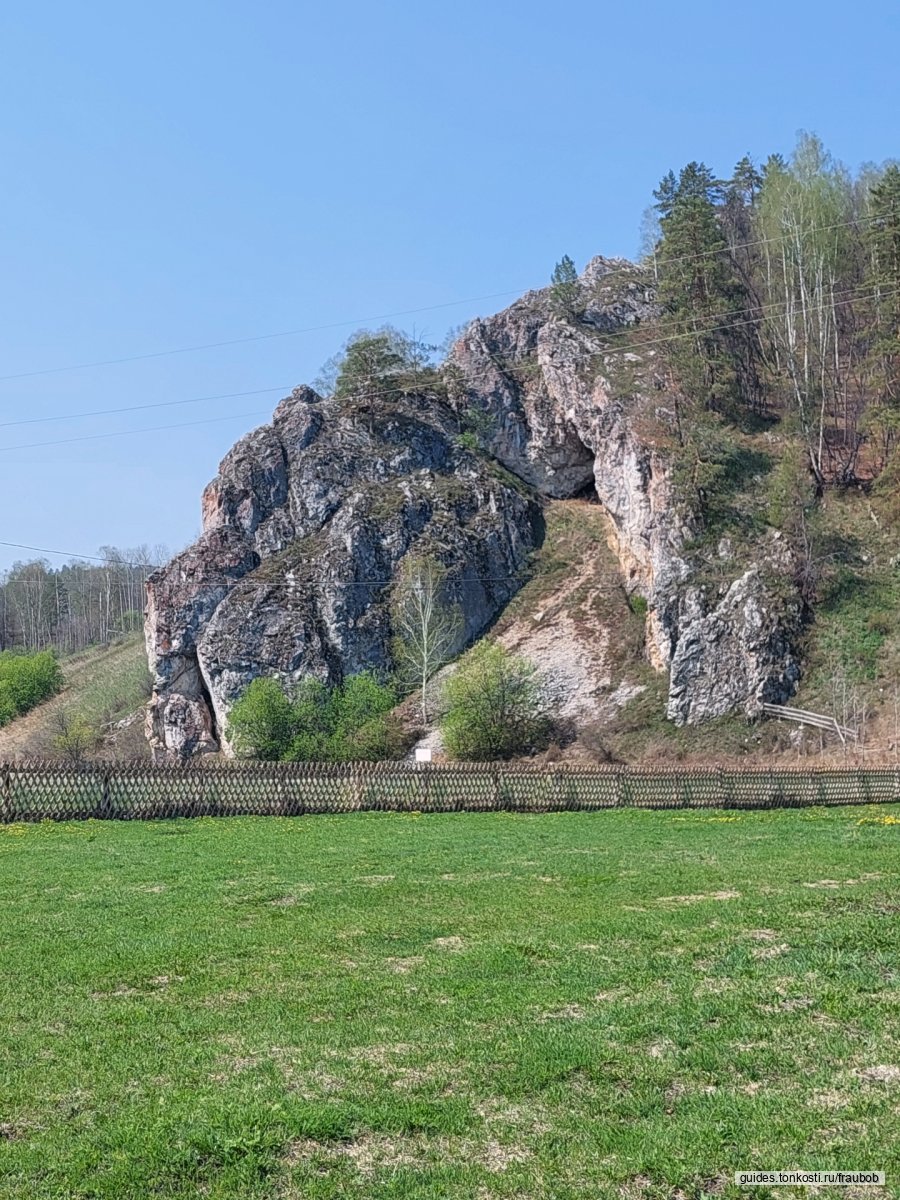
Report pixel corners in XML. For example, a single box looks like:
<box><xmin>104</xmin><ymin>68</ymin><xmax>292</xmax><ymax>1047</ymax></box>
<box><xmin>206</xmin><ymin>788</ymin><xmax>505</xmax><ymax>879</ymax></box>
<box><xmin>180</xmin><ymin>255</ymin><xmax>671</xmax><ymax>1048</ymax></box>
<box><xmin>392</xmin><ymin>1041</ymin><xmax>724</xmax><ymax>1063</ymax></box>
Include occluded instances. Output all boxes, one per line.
<box><xmin>1</xmin><ymin>807</ymin><xmax>899</xmax><ymax>1199</ymax></box>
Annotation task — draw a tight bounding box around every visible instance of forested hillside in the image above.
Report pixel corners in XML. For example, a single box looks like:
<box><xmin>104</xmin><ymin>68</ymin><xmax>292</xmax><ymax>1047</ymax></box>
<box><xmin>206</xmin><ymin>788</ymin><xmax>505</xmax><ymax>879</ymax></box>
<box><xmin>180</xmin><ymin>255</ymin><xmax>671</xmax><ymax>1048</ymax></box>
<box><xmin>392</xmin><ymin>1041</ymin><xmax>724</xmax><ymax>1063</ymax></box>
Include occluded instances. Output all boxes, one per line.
<box><xmin>643</xmin><ymin>133</ymin><xmax>900</xmax><ymax>505</ymax></box>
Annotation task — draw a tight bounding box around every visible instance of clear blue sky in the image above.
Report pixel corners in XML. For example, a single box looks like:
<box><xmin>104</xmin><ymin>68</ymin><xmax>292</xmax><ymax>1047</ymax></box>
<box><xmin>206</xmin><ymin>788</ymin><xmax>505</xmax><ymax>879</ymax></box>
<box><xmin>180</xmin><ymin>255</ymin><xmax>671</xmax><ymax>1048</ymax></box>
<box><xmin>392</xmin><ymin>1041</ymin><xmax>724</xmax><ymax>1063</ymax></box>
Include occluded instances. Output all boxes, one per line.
<box><xmin>0</xmin><ymin>0</ymin><xmax>897</xmax><ymax>571</ymax></box>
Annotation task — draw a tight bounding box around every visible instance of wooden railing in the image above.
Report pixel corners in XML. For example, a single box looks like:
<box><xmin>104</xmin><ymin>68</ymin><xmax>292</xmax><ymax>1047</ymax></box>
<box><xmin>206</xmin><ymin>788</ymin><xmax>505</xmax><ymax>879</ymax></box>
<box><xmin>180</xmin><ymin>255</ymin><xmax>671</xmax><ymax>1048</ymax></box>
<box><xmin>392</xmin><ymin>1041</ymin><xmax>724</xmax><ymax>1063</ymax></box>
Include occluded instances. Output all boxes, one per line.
<box><xmin>761</xmin><ymin>703</ymin><xmax>858</xmax><ymax>744</ymax></box>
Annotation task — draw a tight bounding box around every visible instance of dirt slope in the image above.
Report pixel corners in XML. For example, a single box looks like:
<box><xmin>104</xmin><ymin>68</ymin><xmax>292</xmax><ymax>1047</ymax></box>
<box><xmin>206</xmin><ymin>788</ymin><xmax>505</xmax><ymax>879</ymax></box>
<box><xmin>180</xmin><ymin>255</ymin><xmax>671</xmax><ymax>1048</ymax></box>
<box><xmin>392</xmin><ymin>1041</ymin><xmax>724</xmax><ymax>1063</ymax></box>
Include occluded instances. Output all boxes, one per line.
<box><xmin>0</xmin><ymin>637</ymin><xmax>150</xmax><ymax>760</ymax></box>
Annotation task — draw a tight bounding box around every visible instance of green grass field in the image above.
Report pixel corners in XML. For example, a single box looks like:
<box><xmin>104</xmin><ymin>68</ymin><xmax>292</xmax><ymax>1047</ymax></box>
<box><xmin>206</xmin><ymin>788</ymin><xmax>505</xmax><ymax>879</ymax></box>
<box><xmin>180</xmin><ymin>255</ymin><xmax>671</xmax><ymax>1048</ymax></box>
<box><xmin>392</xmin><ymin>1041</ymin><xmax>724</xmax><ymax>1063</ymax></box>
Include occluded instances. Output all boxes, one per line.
<box><xmin>1</xmin><ymin>807</ymin><xmax>899</xmax><ymax>1199</ymax></box>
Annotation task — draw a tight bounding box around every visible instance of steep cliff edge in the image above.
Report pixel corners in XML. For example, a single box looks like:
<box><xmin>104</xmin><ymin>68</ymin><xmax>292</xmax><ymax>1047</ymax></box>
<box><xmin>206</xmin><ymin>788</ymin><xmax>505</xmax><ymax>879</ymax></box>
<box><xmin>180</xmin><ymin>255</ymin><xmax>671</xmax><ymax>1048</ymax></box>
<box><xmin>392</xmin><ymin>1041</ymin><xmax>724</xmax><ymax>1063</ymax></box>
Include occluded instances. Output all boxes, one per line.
<box><xmin>145</xmin><ymin>257</ymin><xmax>802</xmax><ymax>760</ymax></box>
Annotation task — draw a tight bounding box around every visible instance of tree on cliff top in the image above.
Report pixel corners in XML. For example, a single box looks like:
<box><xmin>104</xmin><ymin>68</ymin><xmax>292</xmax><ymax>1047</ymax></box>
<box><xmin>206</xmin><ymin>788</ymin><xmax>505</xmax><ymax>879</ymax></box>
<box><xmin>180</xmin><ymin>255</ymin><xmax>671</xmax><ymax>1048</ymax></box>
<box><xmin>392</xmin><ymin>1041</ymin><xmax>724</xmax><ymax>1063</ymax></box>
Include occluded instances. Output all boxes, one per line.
<box><xmin>315</xmin><ymin>325</ymin><xmax>438</xmax><ymax>403</ymax></box>
<box><xmin>653</xmin><ymin>161</ymin><xmax>747</xmax><ymax>414</ymax></box>
<box><xmin>550</xmin><ymin>255</ymin><xmax>582</xmax><ymax>320</ymax></box>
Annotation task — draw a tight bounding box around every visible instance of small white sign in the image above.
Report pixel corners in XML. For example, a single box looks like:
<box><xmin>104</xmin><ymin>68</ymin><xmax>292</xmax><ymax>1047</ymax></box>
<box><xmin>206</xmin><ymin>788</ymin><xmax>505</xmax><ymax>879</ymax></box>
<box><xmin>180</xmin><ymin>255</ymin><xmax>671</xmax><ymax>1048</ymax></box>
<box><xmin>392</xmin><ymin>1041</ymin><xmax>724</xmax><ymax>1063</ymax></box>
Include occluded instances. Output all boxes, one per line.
<box><xmin>415</xmin><ymin>748</ymin><xmax>433</xmax><ymax>763</ymax></box>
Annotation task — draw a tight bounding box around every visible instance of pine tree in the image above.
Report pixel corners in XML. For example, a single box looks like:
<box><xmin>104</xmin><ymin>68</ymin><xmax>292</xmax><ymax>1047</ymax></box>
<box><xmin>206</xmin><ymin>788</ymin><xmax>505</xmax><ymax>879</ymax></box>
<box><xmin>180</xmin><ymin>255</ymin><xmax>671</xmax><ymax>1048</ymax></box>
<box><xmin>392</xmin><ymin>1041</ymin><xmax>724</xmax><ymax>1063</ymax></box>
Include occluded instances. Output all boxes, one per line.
<box><xmin>729</xmin><ymin>155</ymin><xmax>763</xmax><ymax>207</ymax></box>
<box><xmin>549</xmin><ymin>255</ymin><xmax>581</xmax><ymax>319</ymax></box>
<box><xmin>652</xmin><ymin>170</ymin><xmax>678</xmax><ymax>220</ymax></box>
<box><xmin>654</xmin><ymin>162</ymin><xmax>745</xmax><ymax>412</ymax></box>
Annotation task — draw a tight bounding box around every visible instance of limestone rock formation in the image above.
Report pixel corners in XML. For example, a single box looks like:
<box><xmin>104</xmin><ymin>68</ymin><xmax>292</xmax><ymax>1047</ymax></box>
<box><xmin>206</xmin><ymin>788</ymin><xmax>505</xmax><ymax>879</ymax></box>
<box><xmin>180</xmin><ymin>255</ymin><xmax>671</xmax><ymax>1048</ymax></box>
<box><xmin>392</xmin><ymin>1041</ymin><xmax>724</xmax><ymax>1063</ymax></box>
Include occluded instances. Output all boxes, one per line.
<box><xmin>145</xmin><ymin>388</ymin><xmax>541</xmax><ymax>760</ymax></box>
<box><xmin>446</xmin><ymin>256</ymin><xmax>801</xmax><ymax>723</ymax></box>
<box><xmin>667</xmin><ymin>562</ymin><xmax>802</xmax><ymax>726</ymax></box>
<box><xmin>146</xmin><ymin>255</ymin><xmax>803</xmax><ymax>759</ymax></box>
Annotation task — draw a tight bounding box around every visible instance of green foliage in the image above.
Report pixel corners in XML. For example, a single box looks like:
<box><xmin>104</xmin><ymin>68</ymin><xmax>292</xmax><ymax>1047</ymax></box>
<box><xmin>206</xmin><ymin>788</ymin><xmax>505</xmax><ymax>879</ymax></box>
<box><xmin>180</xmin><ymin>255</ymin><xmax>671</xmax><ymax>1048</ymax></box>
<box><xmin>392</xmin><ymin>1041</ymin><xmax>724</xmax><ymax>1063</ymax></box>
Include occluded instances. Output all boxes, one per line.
<box><xmin>653</xmin><ymin>161</ymin><xmax>747</xmax><ymax>413</ymax></box>
<box><xmin>459</xmin><ymin>405</ymin><xmax>496</xmax><ymax>442</ymax></box>
<box><xmin>227</xmin><ymin>677</ymin><xmax>297</xmax><ymax>761</ymax></box>
<box><xmin>52</xmin><ymin>710</ymin><xmax>96</xmax><ymax>763</ymax></box>
<box><xmin>865</xmin><ymin>163</ymin><xmax>900</xmax><ymax>420</ymax></box>
<box><xmin>814</xmin><ymin>570</ymin><xmax>891</xmax><ymax>683</ymax></box>
<box><xmin>0</xmin><ymin>650</ymin><xmax>63</xmax><ymax>727</ymax></box>
<box><xmin>317</xmin><ymin>325</ymin><xmax>439</xmax><ymax>403</ymax></box>
<box><xmin>549</xmin><ymin>254</ymin><xmax>581</xmax><ymax>319</ymax></box>
<box><xmin>755</xmin><ymin>134</ymin><xmax>860</xmax><ymax>483</ymax></box>
<box><xmin>766</xmin><ymin>437</ymin><xmax>828</xmax><ymax>602</ymax></box>
<box><xmin>286</xmin><ymin>672</ymin><xmax>401</xmax><ymax>763</ymax></box>
<box><xmin>668</xmin><ymin>409</ymin><xmax>757</xmax><ymax>524</ymax></box>
<box><xmin>228</xmin><ymin>673</ymin><xmax>401</xmax><ymax>762</ymax></box>
<box><xmin>441</xmin><ymin>641</ymin><xmax>551</xmax><ymax>761</ymax></box>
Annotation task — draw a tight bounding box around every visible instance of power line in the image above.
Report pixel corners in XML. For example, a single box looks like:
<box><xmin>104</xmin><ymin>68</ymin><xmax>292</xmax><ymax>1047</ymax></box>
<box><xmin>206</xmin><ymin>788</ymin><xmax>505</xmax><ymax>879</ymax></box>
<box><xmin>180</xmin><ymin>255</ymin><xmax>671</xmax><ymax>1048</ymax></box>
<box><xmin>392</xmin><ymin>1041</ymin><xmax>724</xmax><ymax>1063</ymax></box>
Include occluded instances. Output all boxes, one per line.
<box><xmin>0</xmin><ymin>275</ymin><xmax>895</xmax><ymax>451</ymax></box>
<box><xmin>0</xmin><ymin>211</ymin><xmax>879</xmax><ymax>388</ymax></box>
<box><xmin>2</xmin><ymin>277</ymin><xmax>894</xmax><ymax>455</ymax></box>
<box><xmin>0</xmin><ymin>408</ymin><xmax>273</xmax><ymax>452</ymax></box>
<box><xmin>0</xmin><ymin>385</ymin><xmax>291</xmax><ymax>430</ymax></box>
<box><xmin>0</xmin><ymin>289</ymin><xmax>530</xmax><ymax>385</ymax></box>
<box><xmin>0</xmin><ymin>536</ymin><xmax>528</xmax><ymax>585</ymax></box>
<box><xmin>2</xmin><ymin>281</ymin><xmax>893</xmax><ymax>562</ymax></box>
<box><xmin>0</xmin><ymin>541</ymin><xmax>151</xmax><ymax>567</ymax></box>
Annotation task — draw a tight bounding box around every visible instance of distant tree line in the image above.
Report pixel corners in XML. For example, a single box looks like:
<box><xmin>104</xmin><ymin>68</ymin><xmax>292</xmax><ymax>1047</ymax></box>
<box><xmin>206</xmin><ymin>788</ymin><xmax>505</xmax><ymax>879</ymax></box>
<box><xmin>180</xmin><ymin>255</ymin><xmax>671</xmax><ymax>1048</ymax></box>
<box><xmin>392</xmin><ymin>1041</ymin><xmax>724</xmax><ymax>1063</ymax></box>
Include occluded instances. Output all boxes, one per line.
<box><xmin>0</xmin><ymin>545</ymin><xmax>168</xmax><ymax>653</ymax></box>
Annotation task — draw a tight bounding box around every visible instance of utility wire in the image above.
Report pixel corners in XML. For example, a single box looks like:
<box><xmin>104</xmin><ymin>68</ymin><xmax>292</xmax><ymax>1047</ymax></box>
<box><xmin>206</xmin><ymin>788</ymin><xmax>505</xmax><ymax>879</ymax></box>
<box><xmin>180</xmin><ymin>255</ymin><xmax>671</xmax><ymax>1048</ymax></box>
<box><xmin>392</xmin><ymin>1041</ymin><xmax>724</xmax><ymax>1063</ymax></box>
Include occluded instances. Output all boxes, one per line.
<box><xmin>0</xmin><ymin>540</ymin><xmax>151</xmax><ymax>567</ymax></box>
<box><xmin>0</xmin><ymin>385</ymin><xmax>291</xmax><ymax>430</ymax></box>
<box><xmin>0</xmin><ymin>212</ymin><xmax>880</xmax><ymax>387</ymax></box>
<box><xmin>0</xmin><ymin>274</ymin><xmax>895</xmax><ymax>443</ymax></box>
<box><xmin>0</xmin><ymin>290</ymin><xmax>531</xmax><ymax>384</ymax></box>
<box><xmin>0</xmin><ymin>409</ymin><xmax>273</xmax><ymax>452</ymax></box>
<box><xmin>3</xmin><ymin>279</ymin><xmax>893</xmax><ymax>565</ymax></box>
<box><xmin>1</xmin><ymin>278</ymin><xmax>895</xmax><ymax>454</ymax></box>
<box><xmin>0</xmin><ymin>536</ymin><xmax>529</xmax><ymax>584</ymax></box>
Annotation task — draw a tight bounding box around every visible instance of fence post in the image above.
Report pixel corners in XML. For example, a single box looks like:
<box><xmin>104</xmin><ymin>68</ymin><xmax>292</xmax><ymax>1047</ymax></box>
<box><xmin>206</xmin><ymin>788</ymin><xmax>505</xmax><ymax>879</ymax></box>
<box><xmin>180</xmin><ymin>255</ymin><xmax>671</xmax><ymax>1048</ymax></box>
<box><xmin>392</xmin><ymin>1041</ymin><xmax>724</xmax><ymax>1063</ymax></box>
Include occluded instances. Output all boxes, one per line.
<box><xmin>0</xmin><ymin>763</ymin><xmax>10</xmax><ymax>822</ymax></box>
<box><xmin>100</xmin><ymin>766</ymin><xmax>111</xmax><ymax>819</ymax></box>
<box><xmin>422</xmin><ymin>762</ymin><xmax>431</xmax><ymax>812</ymax></box>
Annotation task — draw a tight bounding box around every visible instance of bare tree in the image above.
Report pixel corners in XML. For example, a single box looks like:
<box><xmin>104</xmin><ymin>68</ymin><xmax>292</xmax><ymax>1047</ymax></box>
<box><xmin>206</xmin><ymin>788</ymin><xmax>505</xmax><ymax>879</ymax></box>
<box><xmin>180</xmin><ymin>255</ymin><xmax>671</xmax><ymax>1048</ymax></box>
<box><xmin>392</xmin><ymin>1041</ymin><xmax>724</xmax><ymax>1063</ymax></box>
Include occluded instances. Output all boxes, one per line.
<box><xmin>392</xmin><ymin>555</ymin><xmax>463</xmax><ymax>724</ymax></box>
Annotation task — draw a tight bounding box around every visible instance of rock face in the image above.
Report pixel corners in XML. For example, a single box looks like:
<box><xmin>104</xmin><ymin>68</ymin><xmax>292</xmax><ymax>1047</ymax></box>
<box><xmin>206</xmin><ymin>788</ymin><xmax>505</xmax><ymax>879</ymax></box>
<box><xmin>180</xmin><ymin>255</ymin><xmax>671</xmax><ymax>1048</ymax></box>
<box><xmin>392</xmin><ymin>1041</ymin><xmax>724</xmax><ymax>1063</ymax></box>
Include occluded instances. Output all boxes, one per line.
<box><xmin>667</xmin><ymin>564</ymin><xmax>802</xmax><ymax>726</ymax></box>
<box><xmin>145</xmin><ymin>388</ymin><xmax>541</xmax><ymax>760</ymax></box>
<box><xmin>146</xmin><ymin>256</ymin><xmax>802</xmax><ymax>758</ymax></box>
<box><xmin>446</xmin><ymin>256</ymin><xmax>801</xmax><ymax>725</ymax></box>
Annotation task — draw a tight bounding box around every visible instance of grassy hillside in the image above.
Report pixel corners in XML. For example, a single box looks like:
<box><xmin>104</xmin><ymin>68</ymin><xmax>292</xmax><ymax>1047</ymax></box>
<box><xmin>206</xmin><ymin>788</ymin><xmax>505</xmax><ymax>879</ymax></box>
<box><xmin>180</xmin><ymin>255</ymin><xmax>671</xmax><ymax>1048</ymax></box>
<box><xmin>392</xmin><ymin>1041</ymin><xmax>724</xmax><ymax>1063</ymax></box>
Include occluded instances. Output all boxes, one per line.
<box><xmin>1</xmin><ymin>806</ymin><xmax>898</xmax><ymax>1197</ymax></box>
<box><xmin>0</xmin><ymin>635</ymin><xmax>150</xmax><ymax>761</ymax></box>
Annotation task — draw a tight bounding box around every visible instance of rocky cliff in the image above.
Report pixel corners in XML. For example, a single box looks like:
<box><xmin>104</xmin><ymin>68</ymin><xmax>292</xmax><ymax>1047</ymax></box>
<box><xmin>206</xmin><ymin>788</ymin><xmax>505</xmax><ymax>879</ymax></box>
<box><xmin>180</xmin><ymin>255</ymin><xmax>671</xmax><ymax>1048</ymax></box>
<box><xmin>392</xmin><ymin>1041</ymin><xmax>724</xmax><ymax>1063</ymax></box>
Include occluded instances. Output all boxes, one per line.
<box><xmin>146</xmin><ymin>257</ymin><xmax>802</xmax><ymax>759</ymax></box>
<box><xmin>445</xmin><ymin>257</ymin><xmax>801</xmax><ymax>725</ymax></box>
<box><xmin>145</xmin><ymin>388</ymin><xmax>541</xmax><ymax>759</ymax></box>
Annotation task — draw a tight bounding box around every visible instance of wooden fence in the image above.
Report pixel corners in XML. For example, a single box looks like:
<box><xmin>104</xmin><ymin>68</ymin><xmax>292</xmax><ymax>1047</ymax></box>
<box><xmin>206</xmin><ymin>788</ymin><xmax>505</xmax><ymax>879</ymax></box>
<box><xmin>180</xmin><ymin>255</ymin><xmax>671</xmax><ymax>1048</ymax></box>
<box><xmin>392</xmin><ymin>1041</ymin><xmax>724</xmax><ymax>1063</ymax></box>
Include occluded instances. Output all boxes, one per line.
<box><xmin>2</xmin><ymin>761</ymin><xmax>900</xmax><ymax>822</ymax></box>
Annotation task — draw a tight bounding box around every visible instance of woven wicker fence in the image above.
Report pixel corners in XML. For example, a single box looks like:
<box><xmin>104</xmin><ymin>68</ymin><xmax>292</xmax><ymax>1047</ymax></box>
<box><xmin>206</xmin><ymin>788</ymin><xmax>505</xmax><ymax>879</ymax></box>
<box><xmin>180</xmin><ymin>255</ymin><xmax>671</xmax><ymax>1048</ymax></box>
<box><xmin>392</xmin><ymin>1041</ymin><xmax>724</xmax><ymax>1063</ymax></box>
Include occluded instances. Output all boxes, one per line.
<box><xmin>1</xmin><ymin>761</ymin><xmax>899</xmax><ymax>822</ymax></box>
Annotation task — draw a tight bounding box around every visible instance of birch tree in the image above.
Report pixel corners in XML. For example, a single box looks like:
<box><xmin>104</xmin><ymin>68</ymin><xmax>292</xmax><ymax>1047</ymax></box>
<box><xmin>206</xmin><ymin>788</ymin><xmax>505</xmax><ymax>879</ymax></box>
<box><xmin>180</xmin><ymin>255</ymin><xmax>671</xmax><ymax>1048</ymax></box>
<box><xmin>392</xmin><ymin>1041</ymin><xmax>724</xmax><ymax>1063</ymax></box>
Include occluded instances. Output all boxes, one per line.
<box><xmin>756</xmin><ymin>135</ymin><xmax>861</xmax><ymax>484</ymax></box>
<box><xmin>392</xmin><ymin>555</ymin><xmax>463</xmax><ymax>724</ymax></box>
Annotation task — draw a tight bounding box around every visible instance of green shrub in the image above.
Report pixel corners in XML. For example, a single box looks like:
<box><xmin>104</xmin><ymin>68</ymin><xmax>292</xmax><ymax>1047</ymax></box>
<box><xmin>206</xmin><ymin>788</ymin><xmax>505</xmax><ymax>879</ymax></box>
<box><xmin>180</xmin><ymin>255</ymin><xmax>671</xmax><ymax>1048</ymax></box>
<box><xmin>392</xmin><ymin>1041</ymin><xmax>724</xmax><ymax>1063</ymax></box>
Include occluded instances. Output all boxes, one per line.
<box><xmin>52</xmin><ymin>711</ymin><xmax>96</xmax><ymax>763</ymax></box>
<box><xmin>285</xmin><ymin>673</ymin><xmax>400</xmax><ymax>762</ymax></box>
<box><xmin>455</xmin><ymin>431</ymin><xmax>480</xmax><ymax>453</ymax></box>
<box><xmin>441</xmin><ymin>642</ymin><xmax>551</xmax><ymax>761</ymax></box>
<box><xmin>228</xmin><ymin>672</ymin><xmax>401</xmax><ymax>762</ymax></box>
<box><xmin>0</xmin><ymin>650</ymin><xmax>63</xmax><ymax>726</ymax></box>
<box><xmin>227</xmin><ymin>677</ymin><xmax>298</xmax><ymax>760</ymax></box>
